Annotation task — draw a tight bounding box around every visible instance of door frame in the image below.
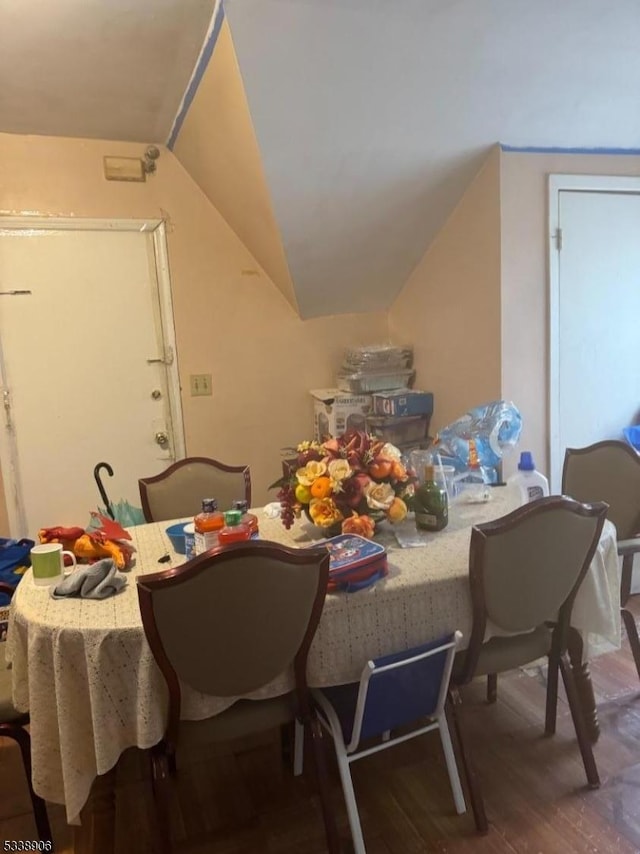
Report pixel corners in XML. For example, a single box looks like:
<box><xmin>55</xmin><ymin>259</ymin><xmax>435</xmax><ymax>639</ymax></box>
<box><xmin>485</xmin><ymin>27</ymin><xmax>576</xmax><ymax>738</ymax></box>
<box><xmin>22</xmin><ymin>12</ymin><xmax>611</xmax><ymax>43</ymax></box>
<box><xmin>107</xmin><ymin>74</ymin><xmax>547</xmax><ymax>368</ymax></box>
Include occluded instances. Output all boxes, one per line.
<box><xmin>548</xmin><ymin>174</ymin><xmax>640</xmax><ymax>490</ymax></box>
<box><xmin>0</xmin><ymin>216</ymin><xmax>186</xmax><ymax>534</ymax></box>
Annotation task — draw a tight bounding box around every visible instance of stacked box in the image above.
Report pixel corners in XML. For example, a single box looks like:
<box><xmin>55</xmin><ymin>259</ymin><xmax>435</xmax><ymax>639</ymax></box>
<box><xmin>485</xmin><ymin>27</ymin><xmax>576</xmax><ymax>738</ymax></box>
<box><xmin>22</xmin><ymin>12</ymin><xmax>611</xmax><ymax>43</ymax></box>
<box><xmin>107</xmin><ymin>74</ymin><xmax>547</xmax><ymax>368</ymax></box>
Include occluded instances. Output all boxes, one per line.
<box><xmin>310</xmin><ymin>389</ymin><xmax>372</xmax><ymax>442</ymax></box>
<box><xmin>368</xmin><ymin>389</ymin><xmax>434</xmax><ymax>449</ymax></box>
<box><xmin>372</xmin><ymin>389</ymin><xmax>434</xmax><ymax>418</ymax></box>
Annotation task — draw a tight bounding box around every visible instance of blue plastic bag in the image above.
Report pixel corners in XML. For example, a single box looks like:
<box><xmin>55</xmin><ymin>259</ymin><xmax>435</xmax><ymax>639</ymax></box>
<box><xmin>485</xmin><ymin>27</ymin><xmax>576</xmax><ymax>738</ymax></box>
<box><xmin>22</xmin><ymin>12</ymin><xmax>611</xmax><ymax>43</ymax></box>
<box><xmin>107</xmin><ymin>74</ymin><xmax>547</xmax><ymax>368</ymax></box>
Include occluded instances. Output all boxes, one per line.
<box><xmin>433</xmin><ymin>400</ymin><xmax>523</xmax><ymax>481</ymax></box>
<box><xmin>0</xmin><ymin>537</ymin><xmax>34</xmax><ymax>605</ymax></box>
<box><xmin>623</xmin><ymin>426</ymin><xmax>640</xmax><ymax>451</ymax></box>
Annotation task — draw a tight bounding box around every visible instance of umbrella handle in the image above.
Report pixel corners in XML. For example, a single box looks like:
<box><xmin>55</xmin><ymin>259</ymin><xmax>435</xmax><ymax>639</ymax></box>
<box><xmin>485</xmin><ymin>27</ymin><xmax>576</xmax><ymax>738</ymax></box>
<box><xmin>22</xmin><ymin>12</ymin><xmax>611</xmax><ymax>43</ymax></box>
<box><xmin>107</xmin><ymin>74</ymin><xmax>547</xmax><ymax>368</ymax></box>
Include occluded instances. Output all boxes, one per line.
<box><xmin>94</xmin><ymin>462</ymin><xmax>115</xmax><ymax>519</ymax></box>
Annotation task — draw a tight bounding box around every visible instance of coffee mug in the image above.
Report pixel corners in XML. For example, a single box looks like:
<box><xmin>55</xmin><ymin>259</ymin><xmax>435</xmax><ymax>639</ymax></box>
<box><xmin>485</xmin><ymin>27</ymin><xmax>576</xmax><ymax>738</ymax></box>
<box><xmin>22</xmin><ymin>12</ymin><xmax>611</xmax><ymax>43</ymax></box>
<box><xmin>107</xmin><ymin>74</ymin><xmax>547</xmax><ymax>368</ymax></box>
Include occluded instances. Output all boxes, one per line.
<box><xmin>31</xmin><ymin>543</ymin><xmax>77</xmax><ymax>586</ymax></box>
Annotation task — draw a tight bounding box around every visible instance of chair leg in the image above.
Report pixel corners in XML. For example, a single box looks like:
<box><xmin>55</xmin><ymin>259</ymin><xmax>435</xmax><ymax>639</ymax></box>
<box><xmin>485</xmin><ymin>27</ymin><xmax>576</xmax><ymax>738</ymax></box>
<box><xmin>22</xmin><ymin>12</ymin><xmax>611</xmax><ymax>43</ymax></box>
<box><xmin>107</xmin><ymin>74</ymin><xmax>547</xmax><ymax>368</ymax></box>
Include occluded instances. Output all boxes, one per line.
<box><xmin>545</xmin><ymin>650</ymin><xmax>560</xmax><ymax>736</ymax></box>
<box><xmin>149</xmin><ymin>744</ymin><xmax>173</xmax><ymax>854</ymax></box>
<box><xmin>486</xmin><ymin>673</ymin><xmax>497</xmax><ymax>704</ymax></box>
<box><xmin>293</xmin><ymin>718</ymin><xmax>304</xmax><ymax>777</ymax></box>
<box><xmin>333</xmin><ymin>749</ymin><xmax>366</xmax><ymax>854</ymax></box>
<box><xmin>446</xmin><ymin>689</ymin><xmax>488</xmax><ymax>834</ymax></box>
<box><xmin>621</xmin><ymin>607</ymin><xmax>640</xmax><ymax>681</ymax></box>
<box><xmin>307</xmin><ymin>715</ymin><xmax>342</xmax><ymax>854</ymax></box>
<box><xmin>437</xmin><ymin>715</ymin><xmax>466</xmax><ymax>815</ymax></box>
<box><xmin>558</xmin><ymin>654</ymin><xmax>600</xmax><ymax>789</ymax></box>
<box><xmin>1</xmin><ymin>723</ymin><xmax>52</xmax><ymax>842</ymax></box>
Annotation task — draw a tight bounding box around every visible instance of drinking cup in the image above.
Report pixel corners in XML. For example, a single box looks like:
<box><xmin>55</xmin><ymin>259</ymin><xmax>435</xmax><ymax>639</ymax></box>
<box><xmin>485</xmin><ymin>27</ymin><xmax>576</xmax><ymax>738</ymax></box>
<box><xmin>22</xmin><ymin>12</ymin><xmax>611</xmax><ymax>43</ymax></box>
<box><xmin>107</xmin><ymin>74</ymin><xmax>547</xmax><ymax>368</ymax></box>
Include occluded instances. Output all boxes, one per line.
<box><xmin>433</xmin><ymin>465</ymin><xmax>456</xmax><ymax>501</ymax></box>
<box><xmin>30</xmin><ymin>543</ymin><xmax>77</xmax><ymax>586</ymax></box>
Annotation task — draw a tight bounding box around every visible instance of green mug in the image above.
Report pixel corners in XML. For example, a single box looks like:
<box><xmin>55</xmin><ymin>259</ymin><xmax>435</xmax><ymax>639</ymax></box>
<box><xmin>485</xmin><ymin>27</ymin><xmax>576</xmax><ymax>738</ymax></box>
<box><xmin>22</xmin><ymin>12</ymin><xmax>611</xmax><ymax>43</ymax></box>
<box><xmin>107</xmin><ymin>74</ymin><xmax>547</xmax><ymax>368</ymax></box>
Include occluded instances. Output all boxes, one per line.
<box><xmin>31</xmin><ymin>543</ymin><xmax>77</xmax><ymax>586</ymax></box>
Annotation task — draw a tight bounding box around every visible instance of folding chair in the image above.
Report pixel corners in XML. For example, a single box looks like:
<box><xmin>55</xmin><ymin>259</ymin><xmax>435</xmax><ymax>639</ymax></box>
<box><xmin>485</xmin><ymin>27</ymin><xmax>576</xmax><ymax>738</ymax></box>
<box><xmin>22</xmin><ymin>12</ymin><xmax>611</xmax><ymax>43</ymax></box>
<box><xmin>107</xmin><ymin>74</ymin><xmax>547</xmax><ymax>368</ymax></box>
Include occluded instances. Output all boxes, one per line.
<box><xmin>303</xmin><ymin>631</ymin><xmax>465</xmax><ymax>854</ymax></box>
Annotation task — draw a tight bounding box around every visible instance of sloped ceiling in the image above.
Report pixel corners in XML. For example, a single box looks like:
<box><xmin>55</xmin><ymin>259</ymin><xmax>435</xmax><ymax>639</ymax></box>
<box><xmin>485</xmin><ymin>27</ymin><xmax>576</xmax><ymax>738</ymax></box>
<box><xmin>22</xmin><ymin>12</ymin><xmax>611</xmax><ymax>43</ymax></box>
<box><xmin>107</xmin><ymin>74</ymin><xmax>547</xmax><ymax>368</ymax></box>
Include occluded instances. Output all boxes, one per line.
<box><xmin>223</xmin><ymin>0</ymin><xmax>640</xmax><ymax>317</ymax></box>
<box><xmin>2</xmin><ymin>0</ymin><xmax>640</xmax><ymax>319</ymax></box>
<box><xmin>0</xmin><ymin>0</ymin><xmax>216</xmax><ymax>142</ymax></box>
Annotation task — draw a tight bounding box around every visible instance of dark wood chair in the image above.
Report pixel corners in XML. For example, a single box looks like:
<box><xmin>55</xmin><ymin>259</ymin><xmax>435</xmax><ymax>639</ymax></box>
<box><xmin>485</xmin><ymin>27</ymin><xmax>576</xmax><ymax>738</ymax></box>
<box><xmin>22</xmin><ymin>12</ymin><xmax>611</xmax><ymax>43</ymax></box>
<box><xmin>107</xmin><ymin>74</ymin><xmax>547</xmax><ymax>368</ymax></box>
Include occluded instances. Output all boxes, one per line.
<box><xmin>0</xmin><ymin>582</ymin><xmax>52</xmax><ymax>843</ymax></box>
<box><xmin>449</xmin><ymin>496</ymin><xmax>608</xmax><ymax>834</ymax></box>
<box><xmin>136</xmin><ymin>541</ymin><xmax>340</xmax><ymax>853</ymax></box>
<box><xmin>562</xmin><ymin>439</ymin><xmax>640</xmax><ymax>679</ymax></box>
<box><xmin>138</xmin><ymin>456</ymin><xmax>251</xmax><ymax>522</ymax></box>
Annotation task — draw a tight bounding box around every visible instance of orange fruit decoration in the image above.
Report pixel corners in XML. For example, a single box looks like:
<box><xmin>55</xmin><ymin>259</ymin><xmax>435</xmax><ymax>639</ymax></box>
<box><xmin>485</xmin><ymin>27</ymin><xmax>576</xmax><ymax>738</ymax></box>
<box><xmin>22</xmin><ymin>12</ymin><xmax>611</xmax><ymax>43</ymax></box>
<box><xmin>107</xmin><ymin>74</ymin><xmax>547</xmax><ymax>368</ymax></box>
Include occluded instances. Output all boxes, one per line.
<box><xmin>310</xmin><ymin>476</ymin><xmax>332</xmax><ymax>499</ymax></box>
<box><xmin>368</xmin><ymin>458</ymin><xmax>393</xmax><ymax>479</ymax></box>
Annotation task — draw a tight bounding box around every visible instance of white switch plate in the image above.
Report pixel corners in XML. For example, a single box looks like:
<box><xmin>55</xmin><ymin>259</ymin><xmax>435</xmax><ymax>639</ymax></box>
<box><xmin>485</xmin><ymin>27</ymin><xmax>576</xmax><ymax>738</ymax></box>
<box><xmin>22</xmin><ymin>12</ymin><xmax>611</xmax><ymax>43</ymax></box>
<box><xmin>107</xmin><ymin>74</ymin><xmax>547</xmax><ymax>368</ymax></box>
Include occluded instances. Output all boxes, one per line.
<box><xmin>190</xmin><ymin>374</ymin><xmax>212</xmax><ymax>396</ymax></box>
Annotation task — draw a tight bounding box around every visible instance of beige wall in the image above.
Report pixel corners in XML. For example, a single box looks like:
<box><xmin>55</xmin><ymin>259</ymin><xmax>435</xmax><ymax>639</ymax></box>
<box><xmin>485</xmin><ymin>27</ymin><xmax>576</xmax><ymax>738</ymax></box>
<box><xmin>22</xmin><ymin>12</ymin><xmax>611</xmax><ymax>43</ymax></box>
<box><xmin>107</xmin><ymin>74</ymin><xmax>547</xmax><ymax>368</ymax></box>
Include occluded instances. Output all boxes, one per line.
<box><xmin>172</xmin><ymin>19</ymin><xmax>297</xmax><ymax>313</ymax></box>
<box><xmin>389</xmin><ymin>146</ymin><xmax>502</xmax><ymax>436</ymax></box>
<box><xmin>500</xmin><ymin>150</ymin><xmax>640</xmax><ymax>479</ymax></box>
<box><xmin>0</xmin><ymin>133</ymin><xmax>389</xmax><ymax>516</ymax></box>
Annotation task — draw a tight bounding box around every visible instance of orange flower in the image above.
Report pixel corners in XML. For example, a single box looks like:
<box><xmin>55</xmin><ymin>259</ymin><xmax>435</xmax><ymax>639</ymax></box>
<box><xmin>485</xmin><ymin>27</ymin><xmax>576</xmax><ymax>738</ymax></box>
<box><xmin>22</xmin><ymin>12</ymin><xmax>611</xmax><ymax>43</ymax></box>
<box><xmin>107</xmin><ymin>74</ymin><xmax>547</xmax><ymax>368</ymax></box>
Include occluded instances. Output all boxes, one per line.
<box><xmin>342</xmin><ymin>513</ymin><xmax>376</xmax><ymax>539</ymax></box>
<box><xmin>309</xmin><ymin>497</ymin><xmax>344</xmax><ymax>528</ymax></box>
<box><xmin>310</xmin><ymin>476</ymin><xmax>332</xmax><ymax>499</ymax></box>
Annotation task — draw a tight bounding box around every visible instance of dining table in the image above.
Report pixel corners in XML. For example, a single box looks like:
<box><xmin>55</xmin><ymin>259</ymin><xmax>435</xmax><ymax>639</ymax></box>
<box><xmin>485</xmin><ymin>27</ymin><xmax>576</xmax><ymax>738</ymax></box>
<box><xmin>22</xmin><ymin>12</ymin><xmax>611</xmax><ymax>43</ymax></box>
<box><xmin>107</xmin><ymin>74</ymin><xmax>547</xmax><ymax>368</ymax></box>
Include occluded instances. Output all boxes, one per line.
<box><xmin>4</xmin><ymin>485</ymin><xmax>621</xmax><ymax>852</ymax></box>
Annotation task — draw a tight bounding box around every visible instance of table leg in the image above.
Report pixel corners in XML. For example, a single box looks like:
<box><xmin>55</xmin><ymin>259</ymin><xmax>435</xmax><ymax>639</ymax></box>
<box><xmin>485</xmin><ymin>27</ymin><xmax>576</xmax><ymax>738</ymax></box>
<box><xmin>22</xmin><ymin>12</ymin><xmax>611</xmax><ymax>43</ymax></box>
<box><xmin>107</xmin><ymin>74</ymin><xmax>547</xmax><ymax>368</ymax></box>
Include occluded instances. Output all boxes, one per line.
<box><xmin>567</xmin><ymin>627</ymin><xmax>600</xmax><ymax>743</ymax></box>
<box><xmin>73</xmin><ymin>767</ymin><xmax>117</xmax><ymax>854</ymax></box>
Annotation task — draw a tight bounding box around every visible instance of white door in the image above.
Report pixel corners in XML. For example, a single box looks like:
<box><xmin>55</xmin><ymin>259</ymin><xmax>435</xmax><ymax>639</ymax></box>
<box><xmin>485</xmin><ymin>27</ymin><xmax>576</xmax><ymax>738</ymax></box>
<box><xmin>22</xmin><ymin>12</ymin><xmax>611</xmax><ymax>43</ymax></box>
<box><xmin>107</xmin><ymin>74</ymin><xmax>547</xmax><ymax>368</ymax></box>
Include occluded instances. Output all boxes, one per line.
<box><xmin>549</xmin><ymin>177</ymin><xmax>640</xmax><ymax>491</ymax></box>
<box><xmin>0</xmin><ymin>219</ymin><xmax>185</xmax><ymax>538</ymax></box>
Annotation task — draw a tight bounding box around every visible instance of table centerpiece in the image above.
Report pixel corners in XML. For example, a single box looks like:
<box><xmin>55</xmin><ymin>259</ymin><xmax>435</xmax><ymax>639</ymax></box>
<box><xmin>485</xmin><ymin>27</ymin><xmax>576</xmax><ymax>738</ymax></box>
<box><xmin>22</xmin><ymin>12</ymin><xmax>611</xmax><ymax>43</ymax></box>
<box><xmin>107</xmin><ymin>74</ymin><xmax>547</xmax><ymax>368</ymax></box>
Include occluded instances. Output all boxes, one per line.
<box><xmin>271</xmin><ymin>430</ymin><xmax>415</xmax><ymax>538</ymax></box>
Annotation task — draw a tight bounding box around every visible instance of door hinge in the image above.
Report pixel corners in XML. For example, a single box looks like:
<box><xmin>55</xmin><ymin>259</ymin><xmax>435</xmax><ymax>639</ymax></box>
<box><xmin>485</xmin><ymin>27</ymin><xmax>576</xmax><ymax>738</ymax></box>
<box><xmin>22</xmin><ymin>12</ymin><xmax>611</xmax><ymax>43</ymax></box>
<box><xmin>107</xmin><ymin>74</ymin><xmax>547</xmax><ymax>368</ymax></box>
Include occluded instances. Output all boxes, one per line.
<box><xmin>554</xmin><ymin>228</ymin><xmax>563</xmax><ymax>251</ymax></box>
<box><xmin>2</xmin><ymin>389</ymin><xmax>12</xmax><ymax>428</ymax></box>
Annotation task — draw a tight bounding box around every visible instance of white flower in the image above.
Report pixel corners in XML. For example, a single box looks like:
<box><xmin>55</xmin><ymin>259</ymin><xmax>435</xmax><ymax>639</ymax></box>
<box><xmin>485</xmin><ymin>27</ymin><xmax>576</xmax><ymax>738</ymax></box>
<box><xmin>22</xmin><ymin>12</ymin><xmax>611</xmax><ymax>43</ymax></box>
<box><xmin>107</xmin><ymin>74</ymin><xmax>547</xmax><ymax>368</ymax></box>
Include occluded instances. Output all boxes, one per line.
<box><xmin>328</xmin><ymin>459</ymin><xmax>352</xmax><ymax>481</ymax></box>
<box><xmin>364</xmin><ymin>481</ymin><xmax>395</xmax><ymax>511</ymax></box>
<box><xmin>381</xmin><ymin>442</ymin><xmax>402</xmax><ymax>461</ymax></box>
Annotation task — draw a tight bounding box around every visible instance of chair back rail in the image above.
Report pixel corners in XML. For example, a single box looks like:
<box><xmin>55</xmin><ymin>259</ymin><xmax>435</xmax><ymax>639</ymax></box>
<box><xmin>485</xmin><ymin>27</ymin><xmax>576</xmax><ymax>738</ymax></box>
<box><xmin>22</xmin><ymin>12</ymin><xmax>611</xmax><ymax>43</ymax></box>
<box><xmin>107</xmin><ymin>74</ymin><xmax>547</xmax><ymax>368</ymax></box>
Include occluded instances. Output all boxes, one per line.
<box><xmin>562</xmin><ymin>440</ymin><xmax>640</xmax><ymax>540</ymax></box>
<box><xmin>139</xmin><ymin>456</ymin><xmax>251</xmax><ymax>522</ymax></box>
<box><xmin>349</xmin><ymin>631</ymin><xmax>461</xmax><ymax>751</ymax></box>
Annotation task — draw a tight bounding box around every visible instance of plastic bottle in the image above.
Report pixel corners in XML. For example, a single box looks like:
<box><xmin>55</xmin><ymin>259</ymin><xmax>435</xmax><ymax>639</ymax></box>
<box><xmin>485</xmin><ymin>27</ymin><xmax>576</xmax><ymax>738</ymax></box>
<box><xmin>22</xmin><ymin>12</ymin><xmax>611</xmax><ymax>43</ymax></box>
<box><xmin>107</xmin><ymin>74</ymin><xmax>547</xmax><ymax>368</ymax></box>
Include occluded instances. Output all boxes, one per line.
<box><xmin>414</xmin><ymin>465</ymin><xmax>449</xmax><ymax>532</ymax></box>
<box><xmin>232</xmin><ymin>499</ymin><xmax>259</xmax><ymax>538</ymax></box>
<box><xmin>508</xmin><ymin>452</ymin><xmax>550</xmax><ymax>505</ymax></box>
<box><xmin>217</xmin><ymin>510</ymin><xmax>251</xmax><ymax>545</ymax></box>
<box><xmin>194</xmin><ymin>498</ymin><xmax>224</xmax><ymax>555</ymax></box>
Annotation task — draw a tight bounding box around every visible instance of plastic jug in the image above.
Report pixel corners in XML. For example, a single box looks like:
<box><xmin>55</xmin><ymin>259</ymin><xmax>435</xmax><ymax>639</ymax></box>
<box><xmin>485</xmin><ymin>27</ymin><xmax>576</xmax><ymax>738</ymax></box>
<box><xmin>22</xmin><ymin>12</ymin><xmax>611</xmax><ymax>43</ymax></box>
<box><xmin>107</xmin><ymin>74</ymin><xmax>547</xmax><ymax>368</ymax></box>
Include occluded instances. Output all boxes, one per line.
<box><xmin>508</xmin><ymin>452</ymin><xmax>550</xmax><ymax>505</ymax></box>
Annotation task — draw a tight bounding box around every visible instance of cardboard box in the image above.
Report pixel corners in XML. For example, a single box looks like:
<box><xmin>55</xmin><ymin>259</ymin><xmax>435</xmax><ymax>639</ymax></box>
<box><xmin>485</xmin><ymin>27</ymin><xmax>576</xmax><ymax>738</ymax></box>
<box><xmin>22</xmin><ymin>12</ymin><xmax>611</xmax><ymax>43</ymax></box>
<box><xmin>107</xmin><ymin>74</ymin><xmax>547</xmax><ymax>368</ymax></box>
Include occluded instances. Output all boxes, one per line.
<box><xmin>372</xmin><ymin>389</ymin><xmax>434</xmax><ymax>417</ymax></box>
<box><xmin>310</xmin><ymin>388</ymin><xmax>372</xmax><ymax>441</ymax></box>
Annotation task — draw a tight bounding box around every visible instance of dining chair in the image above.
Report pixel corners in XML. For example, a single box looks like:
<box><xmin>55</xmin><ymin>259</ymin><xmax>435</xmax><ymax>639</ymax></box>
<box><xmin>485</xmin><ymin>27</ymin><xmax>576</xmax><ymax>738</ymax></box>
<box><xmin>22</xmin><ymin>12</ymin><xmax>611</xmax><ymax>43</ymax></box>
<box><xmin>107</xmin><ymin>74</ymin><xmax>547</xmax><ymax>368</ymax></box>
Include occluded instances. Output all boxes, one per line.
<box><xmin>0</xmin><ymin>582</ymin><xmax>52</xmax><ymax>843</ymax></box>
<box><xmin>562</xmin><ymin>439</ymin><xmax>640</xmax><ymax>679</ymax></box>
<box><xmin>136</xmin><ymin>541</ymin><xmax>340</xmax><ymax>854</ymax></box>
<box><xmin>450</xmin><ymin>495</ymin><xmax>608</xmax><ymax>833</ymax></box>
<box><xmin>306</xmin><ymin>631</ymin><xmax>466</xmax><ymax>854</ymax></box>
<box><xmin>138</xmin><ymin>456</ymin><xmax>251</xmax><ymax>522</ymax></box>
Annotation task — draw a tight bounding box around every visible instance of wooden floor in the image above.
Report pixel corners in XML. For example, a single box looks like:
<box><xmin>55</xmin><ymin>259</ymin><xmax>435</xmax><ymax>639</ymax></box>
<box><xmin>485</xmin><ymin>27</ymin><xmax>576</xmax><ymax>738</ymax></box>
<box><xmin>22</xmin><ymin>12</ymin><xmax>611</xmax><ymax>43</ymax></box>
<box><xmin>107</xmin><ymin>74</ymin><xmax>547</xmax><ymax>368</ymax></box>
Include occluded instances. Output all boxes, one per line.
<box><xmin>5</xmin><ymin>611</ymin><xmax>640</xmax><ymax>852</ymax></box>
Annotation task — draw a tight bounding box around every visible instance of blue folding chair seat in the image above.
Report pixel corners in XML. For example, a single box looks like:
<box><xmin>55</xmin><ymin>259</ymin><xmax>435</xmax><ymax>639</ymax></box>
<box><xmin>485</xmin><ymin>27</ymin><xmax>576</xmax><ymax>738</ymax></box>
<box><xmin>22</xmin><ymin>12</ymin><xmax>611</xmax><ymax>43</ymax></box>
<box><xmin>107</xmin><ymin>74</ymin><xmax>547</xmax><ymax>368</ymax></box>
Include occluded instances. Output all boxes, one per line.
<box><xmin>297</xmin><ymin>631</ymin><xmax>465</xmax><ymax>854</ymax></box>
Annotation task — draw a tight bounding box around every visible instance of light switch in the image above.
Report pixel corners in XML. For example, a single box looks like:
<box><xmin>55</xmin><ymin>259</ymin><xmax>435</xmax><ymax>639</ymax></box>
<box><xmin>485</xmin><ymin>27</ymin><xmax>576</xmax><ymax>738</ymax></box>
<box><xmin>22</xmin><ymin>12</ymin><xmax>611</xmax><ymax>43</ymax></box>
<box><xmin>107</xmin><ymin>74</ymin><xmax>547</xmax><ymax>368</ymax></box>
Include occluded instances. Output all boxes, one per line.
<box><xmin>190</xmin><ymin>374</ymin><xmax>212</xmax><ymax>396</ymax></box>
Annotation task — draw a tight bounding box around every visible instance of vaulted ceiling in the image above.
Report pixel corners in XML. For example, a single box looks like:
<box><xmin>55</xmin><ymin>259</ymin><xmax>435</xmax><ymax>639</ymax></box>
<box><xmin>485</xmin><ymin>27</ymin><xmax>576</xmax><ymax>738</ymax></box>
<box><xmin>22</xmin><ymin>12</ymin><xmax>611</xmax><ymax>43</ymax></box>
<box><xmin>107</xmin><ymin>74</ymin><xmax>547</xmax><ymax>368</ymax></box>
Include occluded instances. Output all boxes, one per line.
<box><xmin>3</xmin><ymin>0</ymin><xmax>640</xmax><ymax>318</ymax></box>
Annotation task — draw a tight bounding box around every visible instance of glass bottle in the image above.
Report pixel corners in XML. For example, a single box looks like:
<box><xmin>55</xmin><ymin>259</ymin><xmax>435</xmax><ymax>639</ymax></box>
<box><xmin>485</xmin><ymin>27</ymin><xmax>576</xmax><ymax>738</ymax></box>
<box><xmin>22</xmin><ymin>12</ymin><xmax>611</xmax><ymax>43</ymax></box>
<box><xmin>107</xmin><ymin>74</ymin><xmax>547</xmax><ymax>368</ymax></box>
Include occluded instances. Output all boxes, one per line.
<box><xmin>232</xmin><ymin>499</ymin><xmax>259</xmax><ymax>538</ymax></box>
<box><xmin>217</xmin><ymin>509</ymin><xmax>251</xmax><ymax>545</ymax></box>
<box><xmin>414</xmin><ymin>465</ymin><xmax>448</xmax><ymax>532</ymax></box>
<box><xmin>194</xmin><ymin>498</ymin><xmax>224</xmax><ymax>555</ymax></box>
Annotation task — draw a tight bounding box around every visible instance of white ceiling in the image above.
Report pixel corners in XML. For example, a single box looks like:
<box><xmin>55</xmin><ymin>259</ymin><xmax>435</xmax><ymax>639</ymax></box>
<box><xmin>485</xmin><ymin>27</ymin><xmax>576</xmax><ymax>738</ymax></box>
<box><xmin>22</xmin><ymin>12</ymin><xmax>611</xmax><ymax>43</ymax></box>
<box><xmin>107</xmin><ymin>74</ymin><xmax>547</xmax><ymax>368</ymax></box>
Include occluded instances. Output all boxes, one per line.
<box><xmin>3</xmin><ymin>0</ymin><xmax>640</xmax><ymax>317</ymax></box>
<box><xmin>0</xmin><ymin>0</ymin><xmax>216</xmax><ymax>142</ymax></box>
<box><xmin>224</xmin><ymin>0</ymin><xmax>640</xmax><ymax>317</ymax></box>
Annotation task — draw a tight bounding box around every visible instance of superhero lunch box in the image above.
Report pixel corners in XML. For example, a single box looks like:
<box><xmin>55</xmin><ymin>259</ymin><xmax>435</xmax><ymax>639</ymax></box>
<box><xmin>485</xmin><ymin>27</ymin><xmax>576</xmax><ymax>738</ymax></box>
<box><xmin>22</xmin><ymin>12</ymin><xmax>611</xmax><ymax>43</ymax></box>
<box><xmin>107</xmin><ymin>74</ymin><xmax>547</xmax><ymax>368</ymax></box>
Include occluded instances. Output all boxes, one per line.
<box><xmin>317</xmin><ymin>534</ymin><xmax>388</xmax><ymax>593</ymax></box>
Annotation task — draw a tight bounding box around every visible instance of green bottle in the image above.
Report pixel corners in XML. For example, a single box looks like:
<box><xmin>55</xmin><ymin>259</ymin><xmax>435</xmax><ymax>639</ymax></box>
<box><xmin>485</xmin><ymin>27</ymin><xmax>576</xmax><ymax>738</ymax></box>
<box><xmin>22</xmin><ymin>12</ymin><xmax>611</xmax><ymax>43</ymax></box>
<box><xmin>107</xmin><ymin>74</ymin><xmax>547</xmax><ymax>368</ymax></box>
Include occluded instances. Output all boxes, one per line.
<box><xmin>414</xmin><ymin>465</ymin><xmax>448</xmax><ymax>532</ymax></box>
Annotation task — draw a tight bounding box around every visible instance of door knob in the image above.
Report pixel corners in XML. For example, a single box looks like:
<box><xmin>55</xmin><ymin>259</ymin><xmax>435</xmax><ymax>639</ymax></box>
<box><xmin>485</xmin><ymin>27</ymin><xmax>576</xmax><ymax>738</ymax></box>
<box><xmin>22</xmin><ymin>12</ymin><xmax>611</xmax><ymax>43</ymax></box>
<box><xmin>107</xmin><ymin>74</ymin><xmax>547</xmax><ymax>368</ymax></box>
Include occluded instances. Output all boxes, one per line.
<box><xmin>155</xmin><ymin>431</ymin><xmax>169</xmax><ymax>447</ymax></box>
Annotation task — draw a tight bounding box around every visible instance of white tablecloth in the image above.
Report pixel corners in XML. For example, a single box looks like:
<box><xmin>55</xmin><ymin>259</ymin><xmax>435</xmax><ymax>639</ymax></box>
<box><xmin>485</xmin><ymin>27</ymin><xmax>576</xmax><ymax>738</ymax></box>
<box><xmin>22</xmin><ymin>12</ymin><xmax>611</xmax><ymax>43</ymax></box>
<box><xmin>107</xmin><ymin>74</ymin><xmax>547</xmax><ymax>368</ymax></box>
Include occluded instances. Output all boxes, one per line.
<box><xmin>5</xmin><ymin>486</ymin><xmax>620</xmax><ymax>824</ymax></box>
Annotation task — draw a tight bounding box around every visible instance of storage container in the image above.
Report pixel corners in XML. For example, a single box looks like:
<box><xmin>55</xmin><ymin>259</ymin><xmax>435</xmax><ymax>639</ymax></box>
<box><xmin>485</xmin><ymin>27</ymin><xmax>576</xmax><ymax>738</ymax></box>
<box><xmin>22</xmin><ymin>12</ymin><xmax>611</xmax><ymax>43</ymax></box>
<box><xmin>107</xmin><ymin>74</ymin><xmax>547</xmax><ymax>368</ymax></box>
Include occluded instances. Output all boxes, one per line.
<box><xmin>367</xmin><ymin>414</ymin><xmax>430</xmax><ymax>446</ymax></box>
<box><xmin>336</xmin><ymin>368</ymin><xmax>415</xmax><ymax>394</ymax></box>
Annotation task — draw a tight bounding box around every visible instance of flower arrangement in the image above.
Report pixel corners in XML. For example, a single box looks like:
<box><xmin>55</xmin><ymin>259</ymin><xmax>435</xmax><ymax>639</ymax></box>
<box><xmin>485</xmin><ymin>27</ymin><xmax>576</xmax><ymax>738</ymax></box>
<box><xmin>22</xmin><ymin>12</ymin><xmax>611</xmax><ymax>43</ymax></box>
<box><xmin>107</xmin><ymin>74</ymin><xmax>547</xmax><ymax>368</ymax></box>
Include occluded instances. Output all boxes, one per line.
<box><xmin>273</xmin><ymin>430</ymin><xmax>414</xmax><ymax>537</ymax></box>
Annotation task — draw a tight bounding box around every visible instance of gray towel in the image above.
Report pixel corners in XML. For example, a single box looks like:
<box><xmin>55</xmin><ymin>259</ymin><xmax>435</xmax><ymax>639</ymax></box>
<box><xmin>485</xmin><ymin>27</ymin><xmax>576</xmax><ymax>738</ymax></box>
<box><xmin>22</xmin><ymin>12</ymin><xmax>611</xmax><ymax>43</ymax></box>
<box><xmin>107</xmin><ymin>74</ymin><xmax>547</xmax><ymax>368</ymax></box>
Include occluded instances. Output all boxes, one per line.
<box><xmin>49</xmin><ymin>558</ymin><xmax>127</xmax><ymax>600</ymax></box>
